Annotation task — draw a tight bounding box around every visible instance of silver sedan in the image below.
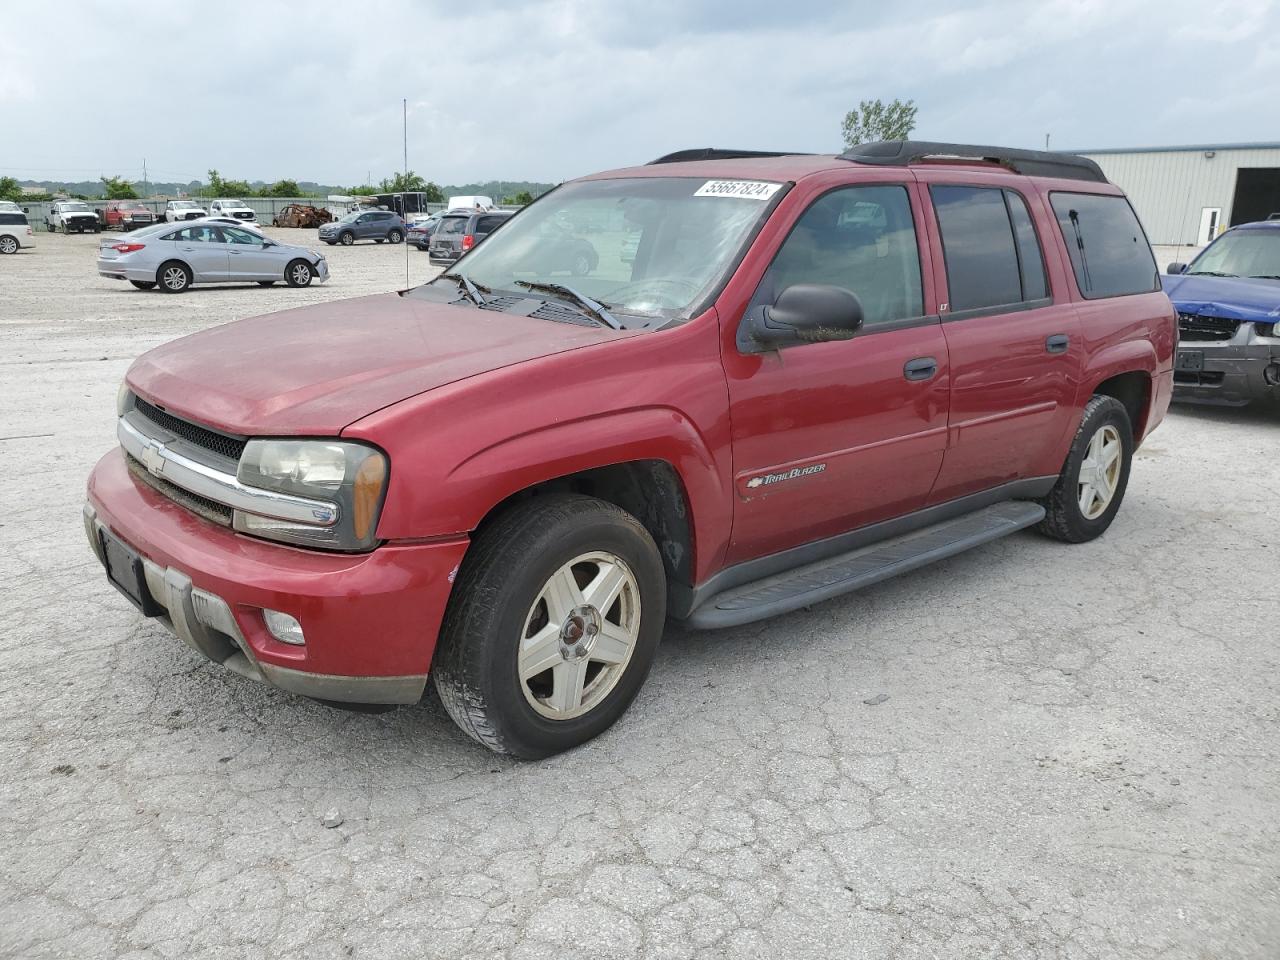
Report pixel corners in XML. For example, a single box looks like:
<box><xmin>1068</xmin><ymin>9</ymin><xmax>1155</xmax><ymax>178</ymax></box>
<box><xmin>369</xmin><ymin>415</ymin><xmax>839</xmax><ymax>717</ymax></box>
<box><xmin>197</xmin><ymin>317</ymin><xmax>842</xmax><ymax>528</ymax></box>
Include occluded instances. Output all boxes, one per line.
<box><xmin>96</xmin><ymin>219</ymin><xmax>329</xmax><ymax>293</ymax></box>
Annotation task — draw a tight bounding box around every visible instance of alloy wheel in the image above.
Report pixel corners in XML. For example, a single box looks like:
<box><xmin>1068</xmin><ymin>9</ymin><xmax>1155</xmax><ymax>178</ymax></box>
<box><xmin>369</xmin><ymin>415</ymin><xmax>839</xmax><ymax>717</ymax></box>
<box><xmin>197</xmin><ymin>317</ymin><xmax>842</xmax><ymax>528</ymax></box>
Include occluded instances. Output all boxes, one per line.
<box><xmin>517</xmin><ymin>551</ymin><xmax>641</xmax><ymax>721</ymax></box>
<box><xmin>1077</xmin><ymin>424</ymin><xmax>1122</xmax><ymax>520</ymax></box>
<box><xmin>162</xmin><ymin>266</ymin><xmax>188</xmax><ymax>291</ymax></box>
<box><xmin>0</xmin><ymin>237</ymin><xmax>17</xmax><ymax>254</ymax></box>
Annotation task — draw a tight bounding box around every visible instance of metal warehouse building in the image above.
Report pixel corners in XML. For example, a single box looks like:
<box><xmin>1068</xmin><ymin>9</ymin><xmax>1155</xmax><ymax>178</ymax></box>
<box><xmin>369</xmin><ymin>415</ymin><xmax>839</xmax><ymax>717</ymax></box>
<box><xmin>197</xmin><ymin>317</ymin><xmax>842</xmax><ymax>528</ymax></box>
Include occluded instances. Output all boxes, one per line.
<box><xmin>1075</xmin><ymin>142</ymin><xmax>1280</xmax><ymax>248</ymax></box>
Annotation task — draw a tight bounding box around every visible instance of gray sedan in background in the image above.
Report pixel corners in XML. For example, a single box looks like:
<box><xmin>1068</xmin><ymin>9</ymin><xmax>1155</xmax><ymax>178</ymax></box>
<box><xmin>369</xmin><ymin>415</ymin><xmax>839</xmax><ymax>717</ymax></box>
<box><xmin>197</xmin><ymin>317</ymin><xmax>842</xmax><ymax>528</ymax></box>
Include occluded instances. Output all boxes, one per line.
<box><xmin>96</xmin><ymin>220</ymin><xmax>329</xmax><ymax>292</ymax></box>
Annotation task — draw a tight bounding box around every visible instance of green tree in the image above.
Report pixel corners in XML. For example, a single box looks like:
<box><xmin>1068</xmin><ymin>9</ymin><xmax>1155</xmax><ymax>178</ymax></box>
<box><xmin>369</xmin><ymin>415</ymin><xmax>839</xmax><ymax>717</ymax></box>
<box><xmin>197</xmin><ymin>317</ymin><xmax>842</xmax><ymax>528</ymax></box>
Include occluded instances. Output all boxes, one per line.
<box><xmin>263</xmin><ymin>180</ymin><xmax>301</xmax><ymax>198</ymax></box>
<box><xmin>206</xmin><ymin>168</ymin><xmax>227</xmax><ymax>196</ymax></box>
<box><xmin>379</xmin><ymin>170</ymin><xmax>426</xmax><ymax>193</ymax></box>
<box><xmin>0</xmin><ymin>176</ymin><xmax>21</xmax><ymax>202</ymax></box>
<box><xmin>841</xmin><ymin>98</ymin><xmax>918</xmax><ymax>148</ymax></box>
<box><xmin>100</xmin><ymin>175</ymin><xmax>138</xmax><ymax>200</ymax></box>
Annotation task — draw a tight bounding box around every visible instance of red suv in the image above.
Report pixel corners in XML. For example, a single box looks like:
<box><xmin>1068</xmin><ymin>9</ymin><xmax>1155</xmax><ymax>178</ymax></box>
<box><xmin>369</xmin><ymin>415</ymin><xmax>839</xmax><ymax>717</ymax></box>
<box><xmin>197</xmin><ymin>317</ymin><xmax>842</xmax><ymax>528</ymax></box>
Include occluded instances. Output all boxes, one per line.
<box><xmin>85</xmin><ymin>141</ymin><xmax>1175</xmax><ymax>758</ymax></box>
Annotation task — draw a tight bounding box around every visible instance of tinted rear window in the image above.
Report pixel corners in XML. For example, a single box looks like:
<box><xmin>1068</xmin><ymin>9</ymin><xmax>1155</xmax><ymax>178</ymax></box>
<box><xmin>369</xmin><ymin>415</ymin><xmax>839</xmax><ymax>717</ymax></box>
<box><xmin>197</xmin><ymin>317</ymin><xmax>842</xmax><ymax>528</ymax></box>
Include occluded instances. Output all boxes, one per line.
<box><xmin>1050</xmin><ymin>192</ymin><xmax>1158</xmax><ymax>299</ymax></box>
<box><xmin>0</xmin><ymin>212</ymin><xmax>27</xmax><ymax>225</ymax></box>
<box><xmin>932</xmin><ymin>186</ymin><xmax>1023</xmax><ymax>311</ymax></box>
<box><xmin>437</xmin><ymin>217</ymin><xmax>468</xmax><ymax>235</ymax></box>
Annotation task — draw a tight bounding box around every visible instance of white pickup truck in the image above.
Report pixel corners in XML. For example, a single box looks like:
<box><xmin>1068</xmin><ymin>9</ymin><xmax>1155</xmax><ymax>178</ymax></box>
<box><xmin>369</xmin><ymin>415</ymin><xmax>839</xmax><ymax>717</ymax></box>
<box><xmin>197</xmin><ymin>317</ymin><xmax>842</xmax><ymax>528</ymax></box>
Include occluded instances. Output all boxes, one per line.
<box><xmin>47</xmin><ymin>200</ymin><xmax>101</xmax><ymax>233</ymax></box>
<box><xmin>164</xmin><ymin>200</ymin><xmax>208</xmax><ymax>222</ymax></box>
<box><xmin>207</xmin><ymin>199</ymin><xmax>258</xmax><ymax>223</ymax></box>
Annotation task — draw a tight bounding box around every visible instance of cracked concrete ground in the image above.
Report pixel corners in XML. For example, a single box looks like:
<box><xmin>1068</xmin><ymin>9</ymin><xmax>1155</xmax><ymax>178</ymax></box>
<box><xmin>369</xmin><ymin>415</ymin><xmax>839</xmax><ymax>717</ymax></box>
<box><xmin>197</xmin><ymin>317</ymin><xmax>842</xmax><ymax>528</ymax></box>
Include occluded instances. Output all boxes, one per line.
<box><xmin>2</xmin><ymin>231</ymin><xmax>1278</xmax><ymax>959</ymax></box>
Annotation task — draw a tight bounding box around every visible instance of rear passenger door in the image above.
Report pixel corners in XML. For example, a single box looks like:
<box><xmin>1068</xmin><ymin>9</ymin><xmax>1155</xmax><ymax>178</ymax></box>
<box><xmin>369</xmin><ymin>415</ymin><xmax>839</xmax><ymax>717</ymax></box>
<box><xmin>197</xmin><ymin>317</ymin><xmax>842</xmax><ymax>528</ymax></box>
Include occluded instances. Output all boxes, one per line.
<box><xmin>920</xmin><ymin>179</ymin><xmax>1082</xmax><ymax>502</ymax></box>
<box><xmin>168</xmin><ymin>224</ymin><xmax>230</xmax><ymax>281</ymax></box>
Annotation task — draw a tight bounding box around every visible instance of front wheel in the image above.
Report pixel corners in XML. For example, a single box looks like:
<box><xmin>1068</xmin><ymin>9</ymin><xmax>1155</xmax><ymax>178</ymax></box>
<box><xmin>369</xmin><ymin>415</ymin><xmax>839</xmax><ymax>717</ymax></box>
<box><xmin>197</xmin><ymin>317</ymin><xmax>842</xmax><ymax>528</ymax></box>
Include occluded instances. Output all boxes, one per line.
<box><xmin>285</xmin><ymin>259</ymin><xmax>313</xmax><ymax>287</ymax></box>
<box><xmin>1038</xmin><ymin>395</ymin><xmax>1133</xmax><ymax>543</ymax></box>
<box><xmin>339</xmin><ymin>231</ymin><xmax>354</xmax><ymax>246</ymax></box>
<box><xmin>432</xmin><ymin>494</ymin><xmax>666</xmax><ymax>759</ymax></box>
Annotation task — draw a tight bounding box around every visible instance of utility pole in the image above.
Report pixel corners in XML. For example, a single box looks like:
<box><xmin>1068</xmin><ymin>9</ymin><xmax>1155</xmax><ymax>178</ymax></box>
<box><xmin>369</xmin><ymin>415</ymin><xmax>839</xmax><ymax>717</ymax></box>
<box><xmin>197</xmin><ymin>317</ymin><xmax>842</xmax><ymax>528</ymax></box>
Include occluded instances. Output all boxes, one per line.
<box><xmin>1045</xmin><ymin>134</ymin><xmax>1051</xmax><ymax>151</ymax></box>
<box><xmin>403</xmin><ymin>97</ymin><xmax>410</xmax><ymax>288</ymax></box>
<box><xmin>142</xmin><ymin>158</ymin><xmax>148</xmax><ymax>198</ymax></box>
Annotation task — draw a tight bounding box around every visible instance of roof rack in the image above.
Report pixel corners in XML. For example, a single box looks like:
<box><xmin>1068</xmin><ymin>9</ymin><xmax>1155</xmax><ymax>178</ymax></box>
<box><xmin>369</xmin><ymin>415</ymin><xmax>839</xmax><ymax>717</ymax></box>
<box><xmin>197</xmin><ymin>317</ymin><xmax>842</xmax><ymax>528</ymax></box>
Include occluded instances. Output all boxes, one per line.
<box><xmin>840</xmin><ymin>140</ymin><xmax>1108</xmax><ymax>183</ymax></box>
<box><xmin>647</xmin><ymin>148</ymin><xmax>810</xmax><ymax>165</ymax></box>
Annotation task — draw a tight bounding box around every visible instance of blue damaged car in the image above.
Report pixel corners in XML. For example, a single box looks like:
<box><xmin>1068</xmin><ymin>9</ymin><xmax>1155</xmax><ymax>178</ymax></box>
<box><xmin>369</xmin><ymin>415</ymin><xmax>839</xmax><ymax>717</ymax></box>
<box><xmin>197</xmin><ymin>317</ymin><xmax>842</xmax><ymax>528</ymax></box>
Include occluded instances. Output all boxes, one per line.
<box><xmin>1164</xmin><ymin>220</ymin><xmax>1280</xmax><ymax>406</ymax></box>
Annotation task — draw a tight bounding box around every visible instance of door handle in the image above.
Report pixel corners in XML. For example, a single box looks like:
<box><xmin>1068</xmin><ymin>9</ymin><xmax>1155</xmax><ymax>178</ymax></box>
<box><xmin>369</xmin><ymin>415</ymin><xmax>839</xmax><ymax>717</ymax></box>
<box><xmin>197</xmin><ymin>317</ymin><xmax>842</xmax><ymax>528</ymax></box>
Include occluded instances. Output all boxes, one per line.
<box><xmin>230</xmin><ymin>251</ymin><xmax>242</xmax><ymax>255</ymax></box>
<box><xmin>903</xmin><ymin>357</ymin><xmax>938</xmax><ymax>381</ymax></box>
<box><xmin>1046</xmin><ymin>334</ymin><xmax>1070</xmax><ymax>354</ymax></box>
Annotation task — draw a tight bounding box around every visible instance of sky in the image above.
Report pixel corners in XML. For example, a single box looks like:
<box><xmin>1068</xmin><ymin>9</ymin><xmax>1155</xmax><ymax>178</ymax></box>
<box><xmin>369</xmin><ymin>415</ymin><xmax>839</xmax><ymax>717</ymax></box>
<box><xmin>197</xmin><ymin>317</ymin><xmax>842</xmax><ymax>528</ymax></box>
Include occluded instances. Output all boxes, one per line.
<box><xmin>1</xmin><ymin>0</ymin><xmax>1277</xmax><ymax>188</ymax></box>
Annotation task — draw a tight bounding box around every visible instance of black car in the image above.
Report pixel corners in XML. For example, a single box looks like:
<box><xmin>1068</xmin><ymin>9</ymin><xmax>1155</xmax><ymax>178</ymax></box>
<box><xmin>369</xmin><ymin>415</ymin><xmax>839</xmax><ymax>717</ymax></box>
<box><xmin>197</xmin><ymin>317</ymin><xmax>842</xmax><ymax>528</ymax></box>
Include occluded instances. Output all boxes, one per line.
<box><xmin>428</xmin><ymin>211</ymin><xmax>513</xmax><ymax>264</ymax></box>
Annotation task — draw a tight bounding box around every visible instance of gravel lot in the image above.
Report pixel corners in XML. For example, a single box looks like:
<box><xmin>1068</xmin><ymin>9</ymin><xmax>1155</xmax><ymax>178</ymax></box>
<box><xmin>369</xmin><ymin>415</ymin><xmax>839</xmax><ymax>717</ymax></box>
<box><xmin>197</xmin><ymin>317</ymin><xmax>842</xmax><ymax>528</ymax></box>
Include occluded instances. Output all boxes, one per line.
<box><xmin>1</xmin><ymin>230</ymin><xmax>1277</xmax><ymax>959</ymax></box>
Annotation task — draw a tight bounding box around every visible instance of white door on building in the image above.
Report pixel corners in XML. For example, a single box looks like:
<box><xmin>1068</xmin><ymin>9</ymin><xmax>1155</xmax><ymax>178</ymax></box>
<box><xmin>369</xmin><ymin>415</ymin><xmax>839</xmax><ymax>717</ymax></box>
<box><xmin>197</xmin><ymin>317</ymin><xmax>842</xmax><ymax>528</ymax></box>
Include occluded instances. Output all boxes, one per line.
<box><xmin>1198</xmin><ymin>207</ymin><xmax>1222</xmax><ymax>245</ymax></box>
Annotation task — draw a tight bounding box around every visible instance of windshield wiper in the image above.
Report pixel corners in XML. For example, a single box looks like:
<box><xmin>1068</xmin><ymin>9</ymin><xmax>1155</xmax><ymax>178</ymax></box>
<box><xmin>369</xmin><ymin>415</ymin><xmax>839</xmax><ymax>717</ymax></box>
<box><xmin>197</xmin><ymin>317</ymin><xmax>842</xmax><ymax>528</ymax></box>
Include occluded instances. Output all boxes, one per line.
<box><xmin>515</xmin><ymin>280</ymin><xmax>622</xmax><ymax>330</ymax></box>
<box><xmin>1187</xmin><ymin>270</ymin><xmax>1237</xmax><ymax>277</ymax></box>
<box><xmin>1247</xmin><ymin>274</ymin><xmax>1280</xmax><ymax>280</ymax></box>
<box><xmin>440</xmin><ymin>272</ymin><xmax>489</xmax><ymax>307</ymax></box>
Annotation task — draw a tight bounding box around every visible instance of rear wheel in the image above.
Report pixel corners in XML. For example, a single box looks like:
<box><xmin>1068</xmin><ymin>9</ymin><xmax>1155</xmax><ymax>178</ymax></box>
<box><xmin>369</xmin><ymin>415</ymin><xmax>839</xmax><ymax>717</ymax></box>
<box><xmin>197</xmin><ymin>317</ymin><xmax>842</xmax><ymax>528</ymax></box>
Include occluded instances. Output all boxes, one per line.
<box><xmin>432</xmin><ymin>494</ymin><xmax>666</xmax><ymax>758</ymax></box>
<box><xmin>285</xmin><ymin>259</ymin><xmax>313</xmax><ymax>287</ymax></box>
<box><xmin>1038</xmin><ymin>395</ymin><xmax>1133</xmax><ymax>543</ymax></box>
<box><xmin>0</xmin><ymin>236</ymin><xmax>18</xmax><ymax>255</ymax></box>
<box><xmin>157</xmin><ymin>261</ymin><xmax>192</xmax><ymax>293</ymax></box>
<box><xmin>129</xmin><ymin>280</ymin><xmax>156</xmax><ymax>290</ymax></box>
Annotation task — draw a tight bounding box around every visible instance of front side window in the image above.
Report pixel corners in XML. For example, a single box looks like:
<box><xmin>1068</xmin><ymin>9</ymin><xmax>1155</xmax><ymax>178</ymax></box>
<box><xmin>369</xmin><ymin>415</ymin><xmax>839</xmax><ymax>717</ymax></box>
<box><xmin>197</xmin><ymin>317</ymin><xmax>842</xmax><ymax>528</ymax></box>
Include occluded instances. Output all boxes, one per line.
<box><xmin>753</xmin><ymin>184</ymin><xmax>923</xmax><ymax>327</ymax></box>
<box><xmin>424</xmin><ymin>176</ymin><xmax>782</xmax><ymax>324</ymax></box>
<box><xmin>1050</xmin><ymin>192</ymin><xmax>1158</xmax><ymax>299</ymax></box>
<box><xmin>223</xmin><ymin>226</ymin><xmax>259</xmax><ymax>244</ymax></box>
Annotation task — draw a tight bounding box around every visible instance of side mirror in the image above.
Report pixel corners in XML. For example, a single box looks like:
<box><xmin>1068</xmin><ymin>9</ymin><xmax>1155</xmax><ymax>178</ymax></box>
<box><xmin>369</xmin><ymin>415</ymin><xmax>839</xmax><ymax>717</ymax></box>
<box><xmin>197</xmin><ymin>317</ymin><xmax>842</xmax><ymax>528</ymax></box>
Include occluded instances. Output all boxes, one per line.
<box><xmin>1166</xmin><ymin>262</ymin><xmax>1187</xmax><ymax>275</ymax></box>
<box><xmin>739</xmin><ymin>284</ymin><xmax>865</xmax><ymax>352</ymax></box>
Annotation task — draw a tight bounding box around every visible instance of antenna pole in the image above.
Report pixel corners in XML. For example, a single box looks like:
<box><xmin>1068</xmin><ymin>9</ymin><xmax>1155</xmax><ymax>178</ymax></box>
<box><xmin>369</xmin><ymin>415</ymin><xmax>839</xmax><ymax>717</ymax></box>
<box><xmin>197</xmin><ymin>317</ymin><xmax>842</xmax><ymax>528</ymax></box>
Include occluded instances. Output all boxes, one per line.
<box><xmin>403</xmin><ymin>98</ymin><xmax>409</xmax><ymax>288</ymax></box>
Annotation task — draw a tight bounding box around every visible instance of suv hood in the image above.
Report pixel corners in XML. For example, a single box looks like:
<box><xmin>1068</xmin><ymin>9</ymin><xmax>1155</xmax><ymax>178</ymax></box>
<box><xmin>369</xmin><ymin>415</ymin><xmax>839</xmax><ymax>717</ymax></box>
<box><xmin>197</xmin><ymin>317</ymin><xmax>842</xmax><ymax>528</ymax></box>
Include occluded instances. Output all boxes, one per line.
<box><xmin>125</xmin><ymin>292</ymin><xmax>620</xmax><ymax>435</ymax></box>
<box><xmin>1162</xmin><ymin>273</ymin><xmax>1280</xmax><ymax>321</ymax></box>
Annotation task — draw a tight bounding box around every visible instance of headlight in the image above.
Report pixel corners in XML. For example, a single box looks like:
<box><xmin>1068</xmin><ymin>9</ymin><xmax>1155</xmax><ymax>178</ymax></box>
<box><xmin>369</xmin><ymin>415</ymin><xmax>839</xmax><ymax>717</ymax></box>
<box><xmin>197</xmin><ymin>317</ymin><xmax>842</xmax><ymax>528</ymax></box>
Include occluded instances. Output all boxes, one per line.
<box><xmin>234</xmin><ymin>439</ymin><xmax>388</xmax><ymax>551</ymax></box>
<box><xmin>116</xmin><ymin>381</ymin><xmax>131</xmax><ymax>416</ymax></box>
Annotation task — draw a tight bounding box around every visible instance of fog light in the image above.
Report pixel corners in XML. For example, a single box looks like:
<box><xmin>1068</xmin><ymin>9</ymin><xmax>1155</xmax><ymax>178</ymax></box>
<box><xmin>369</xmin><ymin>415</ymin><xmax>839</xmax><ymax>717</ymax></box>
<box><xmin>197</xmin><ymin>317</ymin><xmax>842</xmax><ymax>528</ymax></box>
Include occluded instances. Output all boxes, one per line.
<box><xmin>263</xmin><ymin>609</ymin><xmax>305</xmax><ymax>645</ymax></box>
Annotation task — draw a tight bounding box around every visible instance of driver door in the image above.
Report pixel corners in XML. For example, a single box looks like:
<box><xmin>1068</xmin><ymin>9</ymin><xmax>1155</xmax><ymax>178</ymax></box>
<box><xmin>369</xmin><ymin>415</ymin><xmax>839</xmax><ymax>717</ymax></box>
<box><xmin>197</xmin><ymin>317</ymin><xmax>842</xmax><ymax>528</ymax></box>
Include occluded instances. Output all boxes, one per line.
<box><xmin>721</xmin><ymin>182</ymin><xmax>950</xmax><ymax>563</ymax></box>
<box><xmin>223</xmin><ymin>225</ymin><xmax>278</xmax><ymax>281</ymax></box>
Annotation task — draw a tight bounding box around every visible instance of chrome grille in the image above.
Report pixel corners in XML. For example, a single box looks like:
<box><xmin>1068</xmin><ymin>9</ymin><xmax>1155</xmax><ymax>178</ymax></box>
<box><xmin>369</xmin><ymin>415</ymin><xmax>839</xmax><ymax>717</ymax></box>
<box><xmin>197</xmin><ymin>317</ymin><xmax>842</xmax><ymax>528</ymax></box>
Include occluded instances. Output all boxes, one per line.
<box><xmin>131</xmin><ymin>395</ymin><xmax>247</xmax><ymax>461</ymax></box>
<box><xmin>126</xmin><ymin>454</ymin><xmax>233</xmax><ymax>526</ymax></box>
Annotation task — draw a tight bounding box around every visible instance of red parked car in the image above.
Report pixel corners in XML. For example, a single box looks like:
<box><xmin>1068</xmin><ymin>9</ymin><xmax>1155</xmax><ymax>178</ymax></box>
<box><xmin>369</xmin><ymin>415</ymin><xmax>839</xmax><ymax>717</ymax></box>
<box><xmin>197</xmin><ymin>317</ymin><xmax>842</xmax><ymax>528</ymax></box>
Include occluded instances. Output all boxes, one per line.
<box><xmin>85</xmin><ymin>141</ymin><xmax>1175</xmax><ymax>757</ymax></box>
<box><xmin>100</xmin><ymin>200</ymin><xmax>158</xmax><ymax>232</ymax></box>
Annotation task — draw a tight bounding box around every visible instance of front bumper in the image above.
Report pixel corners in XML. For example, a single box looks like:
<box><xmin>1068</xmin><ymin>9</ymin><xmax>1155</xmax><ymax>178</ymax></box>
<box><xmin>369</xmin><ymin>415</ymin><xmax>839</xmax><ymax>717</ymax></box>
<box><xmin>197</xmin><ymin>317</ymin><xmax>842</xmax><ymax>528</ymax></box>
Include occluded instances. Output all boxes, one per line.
<box><xmin>86</xmin><ymin>447</ymin><xmax>469</xmax><ymax>704</ymax></box>
<box><xmin>1174</xmin><ymin>329</ymin><xmax>1280</xmax><ymax>406</ymax></box>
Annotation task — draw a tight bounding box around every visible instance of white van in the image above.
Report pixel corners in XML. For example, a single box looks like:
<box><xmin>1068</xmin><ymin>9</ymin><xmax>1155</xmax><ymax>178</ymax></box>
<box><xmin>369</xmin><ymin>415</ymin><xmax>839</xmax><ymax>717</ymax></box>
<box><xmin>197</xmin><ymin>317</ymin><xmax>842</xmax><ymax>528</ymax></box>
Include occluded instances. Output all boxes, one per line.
<box><xmin>207</xmin><ymin>199</ymin><xmax>258</xmax><ymax>223</ymax></box>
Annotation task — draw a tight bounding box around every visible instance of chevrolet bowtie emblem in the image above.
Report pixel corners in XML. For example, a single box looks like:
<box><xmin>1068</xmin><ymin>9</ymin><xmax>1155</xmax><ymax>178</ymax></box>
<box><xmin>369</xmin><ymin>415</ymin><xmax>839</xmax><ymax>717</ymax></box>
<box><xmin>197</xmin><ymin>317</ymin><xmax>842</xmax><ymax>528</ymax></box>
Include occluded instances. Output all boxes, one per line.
<box><xmin>139</xmin><ymin>438</ymin><xmax>166</xmax><ymax>477</ymax></box>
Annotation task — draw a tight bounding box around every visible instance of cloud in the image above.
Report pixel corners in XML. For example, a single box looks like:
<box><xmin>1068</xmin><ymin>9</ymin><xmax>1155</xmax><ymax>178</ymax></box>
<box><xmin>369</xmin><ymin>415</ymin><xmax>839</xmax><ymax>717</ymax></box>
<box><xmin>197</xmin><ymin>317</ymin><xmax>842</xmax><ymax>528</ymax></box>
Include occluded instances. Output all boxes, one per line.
<box><xmin>3</xmin><ymin>0</ymin><xmax>1277</xmax><ymax>186</ymax></box>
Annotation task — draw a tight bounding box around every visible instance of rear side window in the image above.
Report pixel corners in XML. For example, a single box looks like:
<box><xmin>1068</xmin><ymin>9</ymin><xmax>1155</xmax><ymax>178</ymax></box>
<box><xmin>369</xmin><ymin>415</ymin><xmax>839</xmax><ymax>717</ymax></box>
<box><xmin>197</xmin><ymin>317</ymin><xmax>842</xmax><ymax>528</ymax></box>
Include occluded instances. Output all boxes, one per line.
<box><xmin>0</xmin><ymin>213</ymin><xmax>26</xmax><ymax>225</ymax></box>
<box><xmin>932</xmin><ymin>186</ymin><xmax>1049</xmax><ymax>312</ymax></box>
<box><xmin>1050</xmin><ymin>192</ymin><xmax>1158</xmax><ymax>299</ymax></box>
<box><xmin>476</xmin><ymin>215</ymin><xmax>506</xmax><ymax>233</ymax></box>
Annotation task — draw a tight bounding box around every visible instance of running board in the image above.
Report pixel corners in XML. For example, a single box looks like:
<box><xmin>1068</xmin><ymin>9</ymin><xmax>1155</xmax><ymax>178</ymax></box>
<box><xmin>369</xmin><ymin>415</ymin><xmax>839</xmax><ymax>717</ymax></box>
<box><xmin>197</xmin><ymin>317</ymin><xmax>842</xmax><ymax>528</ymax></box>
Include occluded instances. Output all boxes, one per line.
<box><xmin>687</xmin><ymin>501</ymin><xmax>1045</xmax><ymax>629</ymax></box>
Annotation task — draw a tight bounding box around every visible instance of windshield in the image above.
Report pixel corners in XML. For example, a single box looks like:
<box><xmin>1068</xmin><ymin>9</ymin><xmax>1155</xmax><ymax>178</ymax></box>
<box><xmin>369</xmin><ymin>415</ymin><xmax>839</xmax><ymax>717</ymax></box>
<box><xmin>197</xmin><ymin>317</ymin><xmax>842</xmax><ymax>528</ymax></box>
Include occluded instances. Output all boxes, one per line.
<box><xmin>1188</xmin><ymin>229</ymin><xmax>1280</xmax><ymax>279</ymax></box>
<box><xmin>337</xmin><ymin>211</ymin><xmax>362</xmax><ymax>223</ymax></box>
<box><xmin>62</xmin><ymin>202</ymin><xmax>91</xmax><ymax>212</ymax></box>
<box><xmin>422</xmin><ymin>176</ymin><xmax>782</xmax><ymax>322</ymax></box>
<box><xmin>173</xmin><ymin>201</ymin><xmax>198</xmax><ymax>209</ymax></box>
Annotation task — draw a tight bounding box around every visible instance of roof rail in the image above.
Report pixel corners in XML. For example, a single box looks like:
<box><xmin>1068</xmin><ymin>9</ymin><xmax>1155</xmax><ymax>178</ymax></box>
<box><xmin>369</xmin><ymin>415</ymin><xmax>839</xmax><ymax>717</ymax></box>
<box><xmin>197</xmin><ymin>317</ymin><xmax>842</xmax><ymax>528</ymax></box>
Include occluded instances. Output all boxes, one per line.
<box><xmin>840</xmin><ymin>141</ymin><xmax>1108</xmax><ymax>183</ymax></box>
<box><xmin>647</xmin><ymin>148</ymin><xmax>810</xmax><ymax>165</ymax></box>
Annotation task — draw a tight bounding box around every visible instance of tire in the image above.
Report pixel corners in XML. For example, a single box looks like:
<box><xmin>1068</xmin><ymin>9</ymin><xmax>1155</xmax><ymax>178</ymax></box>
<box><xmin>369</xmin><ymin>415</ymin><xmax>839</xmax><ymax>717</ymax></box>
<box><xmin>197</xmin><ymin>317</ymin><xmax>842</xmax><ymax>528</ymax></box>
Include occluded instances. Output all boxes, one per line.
<box><xmin>433</xmin><ymin>494</ymin><xmax>667</xmax><ymax>759</ymax></box>
<box><xmin>1037</xmin><ymin>395</ymin><xmax>1133</xmax><ymax>543</ymax></box>
<box><xmin>0</xmin><ymin>236</ymin><xmax>18</xmax><ymax>255</ymax></box>
<box><xmin>285</xmin><ymin>259</ymin><xmax>313</xmax><ymax>287</ymax></box>
<box><xmin>387</xmin><ymin>229</ymin><xmax>404</xmax><ymax>244</ymax></box>
<box><xmin>571</xmin><ymin>251</ymin><xmax>591</xmax><ymax>276</ymax></box>
<box><xmin>129</xmin><ymin>280</ymin><xmax>156</xmax><ymax>290</ymax></box>
<box><xmin>47</xmin><ymin>222</ymin><xmax>55</xmax><ymax>233</ymax></box>
<box><xmin>157</xmin><ymin>261</ymin><xmax>192</xmax><ymax>293</ymax></box>
<box><xmin>339</xmin><ymin>231</ymin><xmax>354</xmax><ymax>246</ymax></box>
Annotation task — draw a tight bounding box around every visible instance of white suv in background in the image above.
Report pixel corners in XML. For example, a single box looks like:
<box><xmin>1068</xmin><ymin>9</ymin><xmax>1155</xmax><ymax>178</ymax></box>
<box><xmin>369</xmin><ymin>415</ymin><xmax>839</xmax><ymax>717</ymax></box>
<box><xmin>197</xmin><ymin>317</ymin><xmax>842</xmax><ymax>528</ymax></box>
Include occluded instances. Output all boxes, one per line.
<box><xmin>164</xmin><ymin>200</ymin><xmax>208</xmax><ymax>222</ymax></box>
<box><xmin>208</xmin><ymin>199</ymin><xmax>258</xmax><ymax>224</ymax></box>
<box><xmin>0</xmin><ymin>206</ymin><xmax>35</xmax><ymax>254</ymax></box>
